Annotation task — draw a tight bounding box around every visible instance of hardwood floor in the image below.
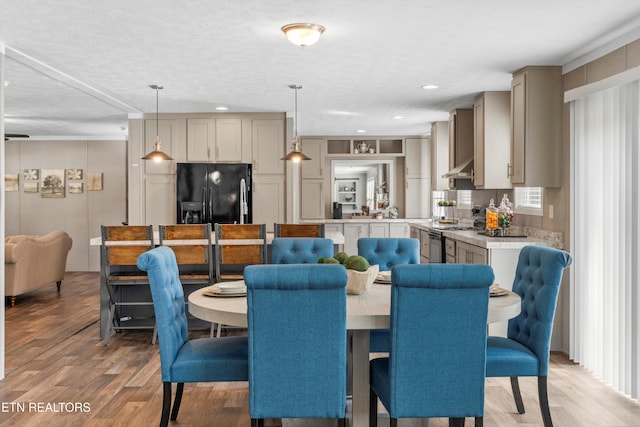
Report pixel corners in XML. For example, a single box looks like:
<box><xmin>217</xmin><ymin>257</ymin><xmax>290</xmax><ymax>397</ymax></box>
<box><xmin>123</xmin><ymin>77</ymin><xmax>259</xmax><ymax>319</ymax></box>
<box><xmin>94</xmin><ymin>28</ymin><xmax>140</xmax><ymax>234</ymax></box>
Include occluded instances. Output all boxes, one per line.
<box><xmin>1</xmin><ymin>272</ymin><xmax>639</xmax><ymax>426</ymax></box>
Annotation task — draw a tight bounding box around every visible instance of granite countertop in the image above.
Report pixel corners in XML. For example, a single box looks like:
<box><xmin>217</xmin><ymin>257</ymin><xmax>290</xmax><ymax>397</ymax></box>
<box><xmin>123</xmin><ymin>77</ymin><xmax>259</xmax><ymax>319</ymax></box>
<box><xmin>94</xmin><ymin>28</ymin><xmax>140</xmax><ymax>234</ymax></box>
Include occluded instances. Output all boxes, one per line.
<box><xmin>440</xmin><ymin>229</ymin><xmax>546</xmax><ymax>249</ymax></box>
<box><xmin>302</xmin><ymin>218</ymin><xmax>424</xmax><ymax>224</ymax></box>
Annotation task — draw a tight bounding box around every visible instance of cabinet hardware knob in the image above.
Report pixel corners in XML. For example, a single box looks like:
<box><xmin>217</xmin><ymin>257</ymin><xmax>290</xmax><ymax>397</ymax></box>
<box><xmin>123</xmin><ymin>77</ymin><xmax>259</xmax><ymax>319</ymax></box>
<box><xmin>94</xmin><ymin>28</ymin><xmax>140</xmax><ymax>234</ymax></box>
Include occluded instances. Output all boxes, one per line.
<box><xmin>507</xmin><ymin>163</ymin><xmax>512</xmax><ymax>177</ymax></box>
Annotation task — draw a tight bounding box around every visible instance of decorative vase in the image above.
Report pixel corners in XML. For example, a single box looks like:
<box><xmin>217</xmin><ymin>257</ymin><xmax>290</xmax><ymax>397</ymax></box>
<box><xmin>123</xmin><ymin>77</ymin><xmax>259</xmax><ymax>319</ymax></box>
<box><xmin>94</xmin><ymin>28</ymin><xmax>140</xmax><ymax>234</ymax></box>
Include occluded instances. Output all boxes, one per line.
<box><xmin>346</xmin><ymin>264</ymin><xmax>379</xmax><ymax>295</ymax></box>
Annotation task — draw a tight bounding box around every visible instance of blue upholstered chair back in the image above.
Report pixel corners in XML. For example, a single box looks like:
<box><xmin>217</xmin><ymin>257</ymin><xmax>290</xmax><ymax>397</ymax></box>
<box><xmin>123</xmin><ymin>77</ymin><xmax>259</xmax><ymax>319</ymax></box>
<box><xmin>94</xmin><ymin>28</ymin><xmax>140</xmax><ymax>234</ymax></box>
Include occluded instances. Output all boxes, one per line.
<box><xmin>271</xmin><ymin>237</ymin><xmax>334</xmax><ymax>264</ymax></box>
<box><xmin>357</xmin><ymin>238</ymin><xmax>420</xmax><ymax>271</ymax></box>
<box><xmin>386</xmin><ymin>264</ymin><xmax>494</xmax><ymax>418</ymax></box>
<box><xmin>507</xmin><ymin>245</ymin><xmax>573</xmax><ymax>375</ymax></box>
<box><xmin>244</xmin><ymin>264</ymin><xmax>348</xmax><ymax>419</ymax></box>
<box><xmin>137</xmin><ymin>246</ymin><xmax>188</xmax><ymax>382</ymax></box>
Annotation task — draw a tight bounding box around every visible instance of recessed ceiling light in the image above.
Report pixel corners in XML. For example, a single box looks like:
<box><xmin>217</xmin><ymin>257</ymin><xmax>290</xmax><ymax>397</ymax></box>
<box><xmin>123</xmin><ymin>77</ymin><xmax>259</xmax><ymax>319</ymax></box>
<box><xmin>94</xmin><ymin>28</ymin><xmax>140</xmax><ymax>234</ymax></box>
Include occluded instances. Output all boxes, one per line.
<box><xmin>421</xmin><ymin>84</ymin><xmax>438</xmax><ymax>90</ymax></box>
<box><xmin>3</xmin><ymin>81</ymin><xmax>9</xmax><ymax>87</ymax></box>
<box><xmin>215</xmin><ymin>106</ymin><xmax>229</xmax><ymax>111</ymax></box>
<box><xmin>393</xmin><ymin>115</ymin><xmax>404</xmax><ymax>119</ymax></box>
<box><xmin>356</xmin><ymin>129</ymin><xmax>366</xmax><ymax>133</ymax></box>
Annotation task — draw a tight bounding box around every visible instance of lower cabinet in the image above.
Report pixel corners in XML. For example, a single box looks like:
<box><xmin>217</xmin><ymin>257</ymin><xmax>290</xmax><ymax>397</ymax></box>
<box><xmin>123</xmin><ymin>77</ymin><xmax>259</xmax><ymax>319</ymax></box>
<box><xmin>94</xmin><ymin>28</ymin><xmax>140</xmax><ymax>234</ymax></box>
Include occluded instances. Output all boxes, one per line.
<box><xmin>456</xmin><ymin>241</ymin><xmax>488</xmax><ymax>264</ymax></box>
<box><xmin>343</xmin><ymin>223</ymin><xmax>369</xmax><ymax>254</ymax></box>
<box><xmin>369</xmin><ymin>222</ymin><xmax>389</xmax><ymax>238</ymax></box>
<box><xmin>300</xmin><ymin>179</ymin><xmax>325</xmax><ymax>219</ymax></box>
<box><xmin>390</xmin><ymin>223</ymin><xmax>410</xmax><ymax>238</ymax></box>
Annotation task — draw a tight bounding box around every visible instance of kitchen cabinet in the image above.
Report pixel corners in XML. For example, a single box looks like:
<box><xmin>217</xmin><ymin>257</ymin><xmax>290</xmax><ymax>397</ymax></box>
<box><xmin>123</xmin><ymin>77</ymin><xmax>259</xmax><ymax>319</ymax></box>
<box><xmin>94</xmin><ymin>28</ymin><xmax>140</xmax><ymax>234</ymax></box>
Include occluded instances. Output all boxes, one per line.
<box><xmin>252</xmin><ymin>119</ymin><xmax>285</xmax><ymax>175</ymax></box>
<box><xmin>456</xmin><ymin>241</ymin><xmax>487</xmax><ymax>264</ymax></box>
<box><xmin>445</xmin><ymin>238</ymin><xmax>456</xmax><ymax>264</ymax></box>
<box><xmin>510</xmin><ymin>66</ymin><xmax>562</xmax><ymax>187</ymax></box>
<box><xmin>144</xmin><ymin>175</ymin><xmax>176</xmax><ymax>225</ymax></box>
<box><xmin>325</xmin><ymin>223</ymin><xmax>344</xmax><ymax>236</ymax></box>
<box><xmin>186</xmin><ymin>118</ymin><xmax>243</xmax><ymax>162</ymax></box>
<box><xmin>448</xmin><ymin>109</ymin><xmax>474</xmax><ymax>173</ymax></box>
<box><xmin>405</xmin><ymin>138</ymin><xmax>429</xmax><ymax>178</ymax></box>
<box><xmin>473</xmin><ymin>92</ymin><xmax>511</xmax><ymax>189</ymax></box>
<box><xmin>300</xmin><ymin>138</ymin><xmax>326</xmax><ymax>179</ymax></box>
<box><xmin>389</xmin><ymin>223</ymin><xmax>410</xmax><ymax>238</ymax></box>
<box><xmin>344</xmin><ymin>223</ymin><xmax>369</xmax><ymax>254</ymax></box>
<box><xmin>335</xmin><ymin>178</ymin><xmax>361</xmax><ymax>214</ymax></box>
<box><xmin>405</xmin><ymin>178</ymin><xmax>430</xmax><ymax>219</ymax></box>
<box><xmin>252</xmin><ymin>175</ymin><xmax>285</xmax><ymax>231</ymax></box>
<box><xmin>409</xmin><ymin>226</ymin><xmax>420</xmax><ymax>240</ymax></box>
<box><xmin>369</xmin><ymin>222</ymin><xmax>389</xmax><ymax>238</ymax></box>
<box><xmin>430</xmin><ymin>121</ymin><xmax>450</xmax><ymax>190</ymax></box>
<box><xmin>419</xmin><ymin>230</ymin><xmax>430</xmax><ymax>264</ymax></box>
<box><xmin>144</xmin><ymin>118</ymin><xmax>184</xmax><ymax>174</ymax></box>
<box><xmin>300</xmin><ymin>179</ymin><xmax>325</xmax><ymax>220</ymax></box>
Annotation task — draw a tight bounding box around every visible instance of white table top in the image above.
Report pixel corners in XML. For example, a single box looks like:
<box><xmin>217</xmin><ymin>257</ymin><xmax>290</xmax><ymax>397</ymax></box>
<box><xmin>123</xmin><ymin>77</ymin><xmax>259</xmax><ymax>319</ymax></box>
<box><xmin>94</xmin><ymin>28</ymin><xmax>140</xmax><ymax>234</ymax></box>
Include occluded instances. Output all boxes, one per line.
<box><xmin>188</xmin><ymin>282</ymin><xmax>521</xmax><ymax>328</ymax></box>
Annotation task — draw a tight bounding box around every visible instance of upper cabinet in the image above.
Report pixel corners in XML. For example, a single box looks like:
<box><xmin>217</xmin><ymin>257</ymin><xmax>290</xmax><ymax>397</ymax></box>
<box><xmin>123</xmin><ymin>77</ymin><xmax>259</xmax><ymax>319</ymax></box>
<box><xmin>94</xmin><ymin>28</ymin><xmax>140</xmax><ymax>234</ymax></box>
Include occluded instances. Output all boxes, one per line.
<box><xmin>187</xmin><ymin>118</ymin><xmax>242</xmax><ymax>162</ymax></box>
<box><xmin>405</xmin><ymin>138</ymin><xmax>429</xmax><ymax>178</ymax></box>
<box><xmin>430</xmin><ymin>121</ymin><xmax>450</xmax><ymax>190</ymax></box>
<box><xmin>144</xmin><ymin>118</ymin><xmax>185</xmax><ymax>174</ymax></box>
<box><xmin>448</xmin><ymin>108</ymin><xmax>474</xmax><ymax>171</ymax></box>
<box><xmin>252</xmin><ymin>119</ymin><xmax>285</xmax><ymax>175</ymax></box>
<box><xmin>300</xmin><ymin>138</ymin><xmax>326</xmax><ymax>179</ymax></box>
<box><xmin>510</xmin><ymin>66</ymin><xmax>563</xmax><ymax>187</ymax></box>
<box><xmin>473</xmin><ymin>91</ymin><xmax>511</xmax><ymax>189</ymax></box>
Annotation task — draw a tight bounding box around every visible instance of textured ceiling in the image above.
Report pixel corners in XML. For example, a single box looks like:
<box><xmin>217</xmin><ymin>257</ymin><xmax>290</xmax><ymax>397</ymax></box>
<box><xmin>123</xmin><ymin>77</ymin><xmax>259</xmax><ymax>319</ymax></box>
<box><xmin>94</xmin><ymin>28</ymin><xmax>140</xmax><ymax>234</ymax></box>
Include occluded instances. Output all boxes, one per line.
<box><xmin>2</xmin><ymin>0</ymin><xmax>640</xmax><ymax>139</ymax></box>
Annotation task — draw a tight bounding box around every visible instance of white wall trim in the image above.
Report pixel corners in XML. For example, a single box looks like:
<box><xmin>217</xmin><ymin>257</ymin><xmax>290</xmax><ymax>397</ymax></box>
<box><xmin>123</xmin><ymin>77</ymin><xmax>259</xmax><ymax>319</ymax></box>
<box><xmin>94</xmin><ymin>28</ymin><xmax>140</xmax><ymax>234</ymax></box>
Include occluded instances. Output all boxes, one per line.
<box><xmin>564</xmin><ymin>66</ymin><xmax>640</xmax><ymax>102</ymax></box>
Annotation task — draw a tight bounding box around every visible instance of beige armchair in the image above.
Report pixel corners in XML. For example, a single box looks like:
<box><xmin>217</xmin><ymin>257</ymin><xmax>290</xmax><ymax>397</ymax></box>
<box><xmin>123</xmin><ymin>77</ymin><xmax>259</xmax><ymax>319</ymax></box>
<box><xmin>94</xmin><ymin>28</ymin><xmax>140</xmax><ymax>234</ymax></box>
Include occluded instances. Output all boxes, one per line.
<box><xmin>4</xmin><ymin>230</ymin><xmax>73</xmax><ymax>306</ymax></box>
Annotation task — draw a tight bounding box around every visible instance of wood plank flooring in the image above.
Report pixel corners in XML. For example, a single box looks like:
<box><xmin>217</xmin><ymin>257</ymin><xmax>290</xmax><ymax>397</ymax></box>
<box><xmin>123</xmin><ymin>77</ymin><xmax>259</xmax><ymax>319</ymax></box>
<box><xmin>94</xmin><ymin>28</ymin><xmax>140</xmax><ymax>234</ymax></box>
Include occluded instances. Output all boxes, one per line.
<box><xmin>1</xmin><ymin>272</ymin><xmax>639</xmax><ymax>426</ymax></box>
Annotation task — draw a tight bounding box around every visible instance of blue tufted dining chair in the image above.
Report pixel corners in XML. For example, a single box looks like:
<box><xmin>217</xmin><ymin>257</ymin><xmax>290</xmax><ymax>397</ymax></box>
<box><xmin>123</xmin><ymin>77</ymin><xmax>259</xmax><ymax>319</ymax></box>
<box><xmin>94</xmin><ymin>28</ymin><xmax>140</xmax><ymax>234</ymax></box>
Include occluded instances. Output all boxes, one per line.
<box><xmin>485</xmin><ymin>245</ymin><xmax>572</xmax><ymax>427</ymax></box>
<box><xmin>357</xmin><ymin>237</ymin><xmax>420</xmax><ymax>352</ymax></box>
<box><xmin>271</xmin><ymin>237</ymin><xmax>334</xmax><ymax>264</ymax></box>
<box><xmin>137</xmin><ymin>246</ymin><xmax>248</xmax><ymax>427</ymax></box>
<box><xmin>369</xmin><ymin>264</ymin><xmax>494</xmax><ymax>427</ymax></box>
<box><xmin>244</xmin><ymin>264</ymin><xmax>348</xmax><ymax>427</ymax></box>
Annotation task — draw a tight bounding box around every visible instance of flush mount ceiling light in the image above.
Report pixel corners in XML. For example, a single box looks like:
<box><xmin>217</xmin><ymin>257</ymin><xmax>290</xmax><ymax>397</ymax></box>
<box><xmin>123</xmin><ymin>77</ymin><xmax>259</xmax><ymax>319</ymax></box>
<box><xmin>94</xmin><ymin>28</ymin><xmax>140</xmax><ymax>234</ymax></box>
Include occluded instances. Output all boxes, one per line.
<box><xmin>281</xmin><ymin>23</ymin><xmax>325</xmax><ymax>47</ymax></box>
<box><xmin>421</xmin><ymin>84</ymin><xmax>439</xmax><ymax>90</ymax></box>
<box><xmin>142</xmin><ymin>84</ymin><xmax>173</xmax><ymax>162</ymax></box>
<box><xmin>281</xmin><ymin>84</ymin><xmax>311</xmax><ymax>162</ymax></box>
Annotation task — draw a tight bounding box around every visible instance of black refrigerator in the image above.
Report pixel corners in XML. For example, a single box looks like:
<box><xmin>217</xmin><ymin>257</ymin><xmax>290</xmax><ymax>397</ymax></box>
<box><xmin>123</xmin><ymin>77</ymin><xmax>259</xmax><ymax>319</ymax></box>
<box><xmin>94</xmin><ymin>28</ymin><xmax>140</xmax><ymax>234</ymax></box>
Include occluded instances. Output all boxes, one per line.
<box><xmin>176</xmin><ymin>163</ymin><xmax>252</xmax><ymax>225</ymax></box>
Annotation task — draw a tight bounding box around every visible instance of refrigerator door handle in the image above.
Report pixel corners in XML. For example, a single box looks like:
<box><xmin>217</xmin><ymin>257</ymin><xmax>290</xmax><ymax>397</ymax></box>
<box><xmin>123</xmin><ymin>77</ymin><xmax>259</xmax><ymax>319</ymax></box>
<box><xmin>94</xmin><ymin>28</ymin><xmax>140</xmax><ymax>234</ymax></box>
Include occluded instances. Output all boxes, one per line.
<box><xmin>201</xmin><ymin>187</ymin><xmax>207</xmax><ymax>223</ymax></box>
<box><xmin>208</xmin><ymin>188</ymin><xmax>214</xmax><ymax>224</ymax></box>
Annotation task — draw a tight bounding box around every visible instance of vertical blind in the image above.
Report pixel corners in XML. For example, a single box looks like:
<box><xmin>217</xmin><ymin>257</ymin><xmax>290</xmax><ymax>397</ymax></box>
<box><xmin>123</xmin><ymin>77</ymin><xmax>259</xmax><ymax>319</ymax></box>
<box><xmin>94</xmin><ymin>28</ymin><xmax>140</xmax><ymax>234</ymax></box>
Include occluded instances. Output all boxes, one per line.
<box><xmin>571</xmin><ymin>80</ymin><xmax>640</xmax><ymax>400</ymax></box>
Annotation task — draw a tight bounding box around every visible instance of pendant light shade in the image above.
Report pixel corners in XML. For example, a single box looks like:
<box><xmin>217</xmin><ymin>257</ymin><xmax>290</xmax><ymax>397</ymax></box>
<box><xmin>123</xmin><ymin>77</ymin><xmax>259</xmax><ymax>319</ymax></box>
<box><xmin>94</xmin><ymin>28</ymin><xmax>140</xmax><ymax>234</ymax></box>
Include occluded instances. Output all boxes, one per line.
<box><xmin>142</xmin><ymin>84</ymin><xmax>173</xmax><ymax>162</ymax></box>
<box><xmin>281</xmin><ymin>84</ymin><xmax>311</xmax><ymax>163</ymax></box>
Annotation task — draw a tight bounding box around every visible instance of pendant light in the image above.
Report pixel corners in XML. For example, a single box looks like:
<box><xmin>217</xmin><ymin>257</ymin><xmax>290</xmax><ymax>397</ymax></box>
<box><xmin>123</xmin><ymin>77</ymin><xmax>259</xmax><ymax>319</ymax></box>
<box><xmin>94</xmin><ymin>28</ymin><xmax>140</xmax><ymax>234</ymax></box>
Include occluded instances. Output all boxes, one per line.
<box><xmin>281</xmin><ymin>84</ymin><xmax>311</xmax><ymax>162</ymax></box>
<box><xmin>141</xmin><ymin>84</ymin><xmax>173</xmax><ymax>162</ymax></box>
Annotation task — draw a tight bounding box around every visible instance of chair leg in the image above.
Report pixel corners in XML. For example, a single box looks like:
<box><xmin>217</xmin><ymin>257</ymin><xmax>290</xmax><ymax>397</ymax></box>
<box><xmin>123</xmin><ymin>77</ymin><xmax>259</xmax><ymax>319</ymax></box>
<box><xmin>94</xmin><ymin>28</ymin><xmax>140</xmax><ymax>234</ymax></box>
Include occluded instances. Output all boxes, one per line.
<box><xmin>538</xmin><ymin>376</ymin><xmax>553</xmax><ymax>427</ymax></box>
<box><xmin>475</xmin><ymin>416</ymin><xmax>484</xmax><ymax>427</ymax></box>
<box><xmin>390</xmin><ymin>418</ymin><xmax>398</xmax><ymax>427</ymax></box>
<box><xmin>449</xmin><ymin>418</ymin><xmax>464</xmax><ymax>427</ymax></box>
<box><xmin>510</xmin><ymin>376</ymin><xmax>526</xmax><ymax>414</ymax></box>
<box><xmin>151</xmin><ymin>324</ymin><xmax>158</xmax><ymax>345</ymax></box>
<box><xmin>216</xmin><ymin>324</ymin><xmax>223</xmax><ymax>337</ymax></box>
<box><xmin>170</xmin><ymin>382</ymin><xmax>184</xmax><ymax>421</ymax></box>
<box><xmin>160</xmin><ymin>382</ymin><xmax>172</xmax><ymax>427</ymax></box>
<box><xmin>10</xmin><ymin>296</ymin><xmax>16</xmax><ymax>307</ymax></box>
<box><xmin>369</xmin><ymin>387</ymin><xmax>378</xmax><ymax>427</ymax></box>
<box><xmin>210</xmin><ymin>323</ymin><xmax>216</xmax><ymax>338</ymax></box>
<box><xmin>56</xmin><ymin>280</ymin><xmax>62</xmax><ymax>291</ymax></box>
<box><xmin>338</xmin><ymin>417</ymin><xmax>347</xmax><ymax>427</ymax></box>
<box><xmin>104</xmin><ymin>305</ymin><xmax>116</xmax><ymax>345</ymax></box>
<box><xmin>251</xmin><ymin>419</ymin><xmax>264</xmax><ymax>427</ymax></box>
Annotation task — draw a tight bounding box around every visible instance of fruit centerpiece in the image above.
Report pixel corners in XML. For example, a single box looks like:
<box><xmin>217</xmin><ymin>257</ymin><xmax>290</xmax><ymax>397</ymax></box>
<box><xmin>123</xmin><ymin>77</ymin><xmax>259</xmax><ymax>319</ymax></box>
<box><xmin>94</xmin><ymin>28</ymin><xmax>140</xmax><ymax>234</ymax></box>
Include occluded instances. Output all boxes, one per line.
<box><xmin>318</xmin><ymin>252</ymin><xmax>379</xmax><ymax>294</ymax></box>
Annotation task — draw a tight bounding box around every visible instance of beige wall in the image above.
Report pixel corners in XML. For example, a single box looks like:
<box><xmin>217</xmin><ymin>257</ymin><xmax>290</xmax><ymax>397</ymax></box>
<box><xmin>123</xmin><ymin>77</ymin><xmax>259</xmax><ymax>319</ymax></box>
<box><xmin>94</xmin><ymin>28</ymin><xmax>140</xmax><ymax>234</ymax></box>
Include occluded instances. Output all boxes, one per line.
<box><xmin>4</xmin><ymin>139</ymin><xmax>127</xmax><ymax>271</ymax></box>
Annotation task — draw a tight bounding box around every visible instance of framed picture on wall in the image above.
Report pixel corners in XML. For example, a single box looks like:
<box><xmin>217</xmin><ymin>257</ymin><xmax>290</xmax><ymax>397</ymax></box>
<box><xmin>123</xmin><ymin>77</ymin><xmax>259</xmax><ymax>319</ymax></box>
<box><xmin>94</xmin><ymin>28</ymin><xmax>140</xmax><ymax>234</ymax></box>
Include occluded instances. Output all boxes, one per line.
<box><xmin>4</xmin><ymin>174</ymin><xmax>19</xmax><ymax>192</ymax></box>
<box><xmin>87</xmin><ymin>172</ymin><xmax>103</xmax><ymax>191</ymax></box>
<box><xmin>23</xmin><ymin>169</ymin><xmax>39</xmax><ymax>181</ymax></box>
<box><xmin>41</xmin><ymin>169</ymin><xmax>65</xmax><ymax>198</ymax></box>
<box><xmin>68</xmin><ymin>182</ymin><xmax>83</xmax><ymax>194</ymax></box>
<box><xmin>66</xmin><ymin>169</ymin><xmax>83</xmax><ymax>180</ymax></box>
<box><xmin>23</xmin><ymin>182</ymin><xmax>39</xmax><ymax>193</ymax></box>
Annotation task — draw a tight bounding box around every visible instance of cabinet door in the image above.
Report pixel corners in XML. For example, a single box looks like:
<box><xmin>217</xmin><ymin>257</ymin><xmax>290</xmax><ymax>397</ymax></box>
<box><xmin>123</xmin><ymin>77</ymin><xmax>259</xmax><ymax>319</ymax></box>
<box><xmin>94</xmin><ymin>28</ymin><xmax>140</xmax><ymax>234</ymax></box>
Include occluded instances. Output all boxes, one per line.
<box><xmin>456</xmin><ymin>241</ymin><xmax>487</xmax><ymax>264</ymax></box>
<box><xmin>144</xmin><ymin>175</ymin><xmax>176</xmax><ymax>225</ymax></box>
<box><xmin>405</xmin><ymin>178</ymin><xmax>430</xmax><ymax>218</ymax></box>
<box><xmin>300</xmin><ymin>179</ymin><xmax>325</xmax><ymax>220</ymax></box>
<box><xmin>252</xmin><ymin>175</ymin><xmax>285</xmax><ymax>230</ymax></box>
<box><xmin>473</xmin><ymin>96</ymin><xmax>485</xmax><ymax>187</ymax></box>
<box><xmin>216</xmin><ymin>118</ymin><xmax>243</xmax><ymax>162</ymax></box>
<box><xmin>430</xmin><ymin>121</ymin><xmax>450</xmax><ymax>191</ymax></box>
<box><xmin>343</xmin><ymin>223</ymin><xmax>368</xmax><ymax>255</ymax></box>
<box><xmin>405</xmin><ymin>138</ymin><xmax>429</xmax><ymax>178</ymax></box>
<box><xmin>325</xmin><ymin>223</ymin><xmax>344</xmax><ymax>235</ymax></box>
<box><xmin>409</xmin><ymin>226</ymin><xmax>420</xmax><ymax>240</ymax></box>
<box><xmin>144</xmin><ymin>119</ymin><xmax>180</xmax><ymax>174</ymax></box>
<box><xmin>420</xmin><ymin>230</ymin><xmax>430</xmax><ymax>262</ymax></box>
<box><xmin>187</xmin><ymin>118</ymin><xmax>215</xmax><ymax>162</ymax></box>
<box><xmin>369</xmin><ymin>222</ymin><xmax>389</xmax><ymax>238</ymax></box>
<box><xmin>389</xmin><ymin>223</ymin><xmax>409</xmax><ymax>238</ymax></box>
<box><xmin>510</xmin><ymin>73</ymin><xmax>526</xmax><ymax>184</ymax></box>
<box><xmin>300</xmin><ymin>138</ymin><xmax>326</xmax><ymax>179</ymax></box>
<box><xmin>252</xmin><ymin>120</ymin><xmax>285</xmax><ymax>175</ymax></box>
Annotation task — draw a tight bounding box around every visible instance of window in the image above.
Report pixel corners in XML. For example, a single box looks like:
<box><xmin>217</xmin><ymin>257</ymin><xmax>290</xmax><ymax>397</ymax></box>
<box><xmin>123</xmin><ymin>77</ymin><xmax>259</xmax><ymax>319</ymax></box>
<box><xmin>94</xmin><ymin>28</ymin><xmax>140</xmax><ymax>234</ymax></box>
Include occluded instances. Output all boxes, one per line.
<box><xmin>456</xmin><ymin>190</ymin><xmax>472</xmax><ymax>208</ymax></box>
<box><xmin>513</xmin><ymin>187</ymin><xmax>543</xmax><ymax>216</ymax></box>
<box><xmin>432</xmin><ymin>191</ymin><xmax>446</xmax><ymax>217</ymax></box>
<box><xmin>366</xmin><ymin>178</ymin><xmax>375</xmax><ymax>207</ymax></box>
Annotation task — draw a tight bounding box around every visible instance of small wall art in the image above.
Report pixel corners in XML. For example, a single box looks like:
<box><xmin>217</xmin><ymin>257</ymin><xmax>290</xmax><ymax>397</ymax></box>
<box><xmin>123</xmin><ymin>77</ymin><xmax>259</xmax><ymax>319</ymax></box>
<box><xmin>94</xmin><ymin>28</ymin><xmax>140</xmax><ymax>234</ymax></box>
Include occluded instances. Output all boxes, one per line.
<box><xmin>23</xmin><ymin>169</ymin><xmax>39</xmax><ymax>181</ymax></box>
<box><xmin>4</xmin><ymin>174</ymin><xmax>19</xmax><ymax>192</ymax></box>
<box><xmin>87</xmin><ymin>172</ymin><xmax>103</xmax><ymax>191</ymax></box>
<box><xmin>23</xmin><ymin>182</ymin><xmax>39</xmax><ymax>193</ymax></box>
<box><xmin>40</xmin><ymin>169</ymin><xmax>65</xmax><ymax>198</ymax></box>
<box><xmin>66</xmin><ymin>169</ymin><xmax>83</xmax><ymax>180</ymax></box>
<box><xmin>68</xmin><ymin>182</ymin><xmax>84</xmax><ymax>194</ymax></box>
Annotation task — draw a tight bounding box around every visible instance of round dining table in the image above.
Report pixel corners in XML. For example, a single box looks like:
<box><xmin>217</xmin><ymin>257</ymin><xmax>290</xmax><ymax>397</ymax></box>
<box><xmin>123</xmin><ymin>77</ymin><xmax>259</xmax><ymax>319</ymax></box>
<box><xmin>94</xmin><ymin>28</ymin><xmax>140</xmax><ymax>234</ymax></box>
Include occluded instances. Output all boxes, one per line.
<box><xmin>188</xmin><ymin>282</ymin><xmax>521</xmax><ymax>427</ymax></box>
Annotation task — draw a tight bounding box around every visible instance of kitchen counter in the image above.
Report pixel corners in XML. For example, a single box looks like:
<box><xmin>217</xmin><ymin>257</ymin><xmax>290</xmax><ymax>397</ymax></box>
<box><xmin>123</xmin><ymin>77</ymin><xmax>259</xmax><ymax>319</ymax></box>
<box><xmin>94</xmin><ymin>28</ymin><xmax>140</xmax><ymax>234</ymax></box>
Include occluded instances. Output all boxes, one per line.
<box><xmin>302</xmin><ymin>218</ymin><xmax>421</xmax><ymax>224</ymax></box>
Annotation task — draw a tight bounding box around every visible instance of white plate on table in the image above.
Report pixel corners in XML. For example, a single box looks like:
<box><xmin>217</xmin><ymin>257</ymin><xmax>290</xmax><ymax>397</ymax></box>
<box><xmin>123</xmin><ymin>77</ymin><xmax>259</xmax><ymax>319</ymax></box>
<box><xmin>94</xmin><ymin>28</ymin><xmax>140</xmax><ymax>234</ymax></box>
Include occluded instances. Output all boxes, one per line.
<box><xmin>375</xmin><ymin>271</ymin><xmax>392</xmax><ymax>284</ymax></box>
<box><xmin>216</xmin><ymin>282</ymin><xmax>247</xmax><ymax>293</ymax></box>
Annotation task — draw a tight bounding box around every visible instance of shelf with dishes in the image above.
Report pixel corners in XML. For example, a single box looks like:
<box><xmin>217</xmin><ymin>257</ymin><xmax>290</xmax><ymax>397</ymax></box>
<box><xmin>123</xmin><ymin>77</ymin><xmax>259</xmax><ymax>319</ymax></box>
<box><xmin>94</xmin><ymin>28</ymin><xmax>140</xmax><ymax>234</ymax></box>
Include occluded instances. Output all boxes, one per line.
<box><xmin>326</xmin><ymin>138</ymin><xmax>405</xmax><ymax>157</ymax></box>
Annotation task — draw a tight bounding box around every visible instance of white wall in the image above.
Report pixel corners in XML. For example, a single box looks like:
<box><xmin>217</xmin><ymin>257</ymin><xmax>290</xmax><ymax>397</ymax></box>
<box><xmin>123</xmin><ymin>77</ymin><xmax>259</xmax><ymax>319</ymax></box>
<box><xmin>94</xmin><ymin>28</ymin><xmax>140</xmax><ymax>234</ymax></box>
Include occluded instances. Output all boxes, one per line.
<box><xmin>4</xmin><ymin>139</ymin><xmax>127</xmax><ymax>271</ymax></box>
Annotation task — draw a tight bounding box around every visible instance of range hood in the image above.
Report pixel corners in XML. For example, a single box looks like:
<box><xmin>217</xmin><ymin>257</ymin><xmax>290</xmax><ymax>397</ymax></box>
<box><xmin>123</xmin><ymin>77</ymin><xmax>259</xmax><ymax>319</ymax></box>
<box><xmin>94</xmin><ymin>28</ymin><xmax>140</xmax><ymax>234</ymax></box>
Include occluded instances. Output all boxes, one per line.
<box><xmin>442</xmin><ymin>157</ymin><xmax>474</xmax><ymax>179</ymax></box>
